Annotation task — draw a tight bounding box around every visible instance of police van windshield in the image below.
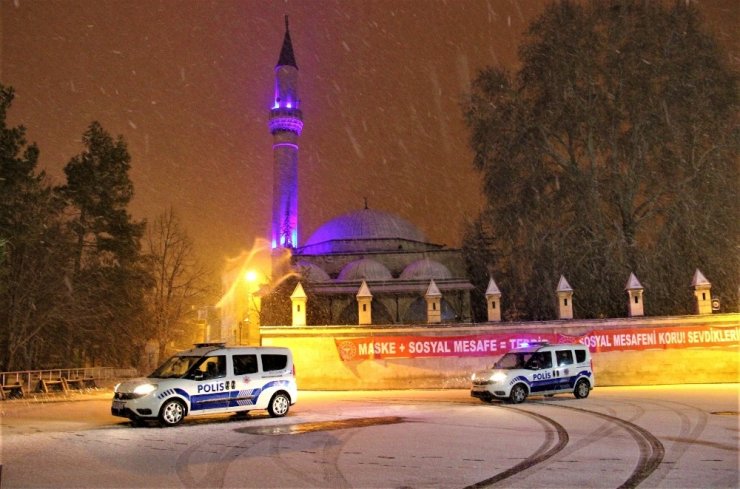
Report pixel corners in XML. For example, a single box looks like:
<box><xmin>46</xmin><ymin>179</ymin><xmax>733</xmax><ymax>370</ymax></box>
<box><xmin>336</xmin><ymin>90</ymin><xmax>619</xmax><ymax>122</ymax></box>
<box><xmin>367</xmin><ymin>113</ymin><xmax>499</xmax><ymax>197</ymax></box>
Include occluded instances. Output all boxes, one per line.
<box><xmin>149</xmin><ymin>355</ymin><xmax>202</xmax><ymax>379</ymax></box>
<box><xmin>494</xmin><ymin>351</ymin><xmax>552</xmax><ymax>370</ymax></box>
<box><xmin>494</xmin><ymin>353</ymin><xmax>532</xmax><ymax>369</ymax></box>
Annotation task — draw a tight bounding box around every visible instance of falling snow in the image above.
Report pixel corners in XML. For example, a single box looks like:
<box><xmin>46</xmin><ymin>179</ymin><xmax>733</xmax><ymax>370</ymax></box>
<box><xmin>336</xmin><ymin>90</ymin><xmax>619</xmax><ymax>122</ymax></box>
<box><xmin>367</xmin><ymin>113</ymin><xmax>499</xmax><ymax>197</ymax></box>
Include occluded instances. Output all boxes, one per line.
<box><xmin>1</xmin><ymin>0</ymin><xmax>735</xmax><ymax>270</ymax></box>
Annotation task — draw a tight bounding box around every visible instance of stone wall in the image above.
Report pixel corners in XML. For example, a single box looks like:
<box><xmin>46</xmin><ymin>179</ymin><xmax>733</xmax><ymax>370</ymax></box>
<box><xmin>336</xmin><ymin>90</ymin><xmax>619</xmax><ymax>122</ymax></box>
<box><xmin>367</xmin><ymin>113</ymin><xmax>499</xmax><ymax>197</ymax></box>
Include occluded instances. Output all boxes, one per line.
<box><xmin>260</xmin><ymin>314</ymin><xmax>739</xmax><ymax>390</ymax></box>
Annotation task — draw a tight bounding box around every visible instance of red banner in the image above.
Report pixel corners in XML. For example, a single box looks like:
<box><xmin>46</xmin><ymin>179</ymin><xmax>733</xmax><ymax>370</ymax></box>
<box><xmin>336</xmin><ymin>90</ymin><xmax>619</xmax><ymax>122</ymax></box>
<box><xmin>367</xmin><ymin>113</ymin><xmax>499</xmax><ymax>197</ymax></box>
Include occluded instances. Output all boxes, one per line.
<box><xmin>559</xmin><ymin>324</ymin><xmax>739</xmax><ymax>353</ymax></box>
<box><xmin>334</xmin><ymin>325</ymin><xmax>739</xmax><ymax>361</ymax></box>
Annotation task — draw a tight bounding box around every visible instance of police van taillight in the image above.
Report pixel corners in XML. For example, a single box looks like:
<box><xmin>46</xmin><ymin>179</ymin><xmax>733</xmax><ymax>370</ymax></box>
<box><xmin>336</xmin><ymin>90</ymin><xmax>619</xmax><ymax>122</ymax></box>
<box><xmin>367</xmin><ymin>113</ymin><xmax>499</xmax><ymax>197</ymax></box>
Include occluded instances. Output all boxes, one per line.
<box><xmin>292</xmin><ymin>364</ymin><xmax>296</xmax><ymax>377</ymax></box>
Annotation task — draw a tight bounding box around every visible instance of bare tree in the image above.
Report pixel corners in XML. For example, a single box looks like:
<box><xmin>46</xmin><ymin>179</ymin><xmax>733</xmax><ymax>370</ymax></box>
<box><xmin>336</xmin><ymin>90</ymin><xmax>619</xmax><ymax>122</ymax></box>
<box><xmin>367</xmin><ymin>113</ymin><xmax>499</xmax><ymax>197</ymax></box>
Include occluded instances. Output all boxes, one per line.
<box><xmin>144</xmin><ymin>208</ymin><xmax>214</xmax><ymax>359</ymax></box>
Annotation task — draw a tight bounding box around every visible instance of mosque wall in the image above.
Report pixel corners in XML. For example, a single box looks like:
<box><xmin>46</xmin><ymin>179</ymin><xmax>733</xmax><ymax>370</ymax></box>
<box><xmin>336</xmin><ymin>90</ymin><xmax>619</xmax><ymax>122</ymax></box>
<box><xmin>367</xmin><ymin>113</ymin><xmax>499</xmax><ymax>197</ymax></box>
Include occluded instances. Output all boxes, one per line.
<box><xmin>260</xmin><ymin>314</ymin><xmax>739</xmax><ymax>390</ymax></box>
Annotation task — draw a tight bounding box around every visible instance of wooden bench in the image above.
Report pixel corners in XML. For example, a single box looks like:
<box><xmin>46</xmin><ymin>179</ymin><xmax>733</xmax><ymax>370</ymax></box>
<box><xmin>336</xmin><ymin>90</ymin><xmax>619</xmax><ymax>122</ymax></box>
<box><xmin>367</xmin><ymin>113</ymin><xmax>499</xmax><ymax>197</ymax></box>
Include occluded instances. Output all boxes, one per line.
<box><xmin>35</xmin><ymin>378</ymin><xmax>68</xmax><ymax>394</ymax></box>
<box><xmin>0</xmin><ymin>383</ymin><xmax>24</xmax><ymax>400</ymax></box>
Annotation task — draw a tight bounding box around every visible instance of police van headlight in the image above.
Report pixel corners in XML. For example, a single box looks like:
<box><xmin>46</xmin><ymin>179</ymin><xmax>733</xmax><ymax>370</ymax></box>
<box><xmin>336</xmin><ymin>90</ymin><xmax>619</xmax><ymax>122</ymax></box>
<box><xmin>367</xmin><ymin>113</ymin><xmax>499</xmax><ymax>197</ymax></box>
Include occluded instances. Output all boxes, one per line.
<box><xmin>491</xmin><ymin>372</ymin><xmax>507</xmax><ymax>384</ymax></box>
<box><xmin>132</xmin><ymin>383</ymin><xmax>158</xmax><ymax>398</ymax></box>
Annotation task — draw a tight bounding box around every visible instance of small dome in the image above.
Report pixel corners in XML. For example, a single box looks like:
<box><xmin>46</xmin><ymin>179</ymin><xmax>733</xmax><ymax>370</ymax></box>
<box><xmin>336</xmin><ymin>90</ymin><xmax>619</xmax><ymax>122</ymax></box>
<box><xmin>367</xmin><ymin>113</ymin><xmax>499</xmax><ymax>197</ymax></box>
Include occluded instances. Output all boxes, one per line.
<box><xmin>295</xmin><ymin>261</ymin><xmax>330</xmax><ymax>282</ymax></box>
<box><xmin>400</xmin><ymin>259</ymin><xmax>452</xmax><ymax>280</ymax></box>
<box><xmin>304</xmin><ymin>208</ymin><xmax>426</xmax><ymax>247</ymax></box>
<box><xmin>337</xmin><ymin>258</ymin><xmax>392</xmax><ymax>281</ymax></box>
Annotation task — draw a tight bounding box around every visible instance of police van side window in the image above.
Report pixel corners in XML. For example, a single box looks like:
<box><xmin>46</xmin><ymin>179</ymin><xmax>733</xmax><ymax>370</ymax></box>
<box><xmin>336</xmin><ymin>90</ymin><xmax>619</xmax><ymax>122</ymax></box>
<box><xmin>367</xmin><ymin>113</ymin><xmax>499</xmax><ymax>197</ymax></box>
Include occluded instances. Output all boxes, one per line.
<box><xmin>192</xmin><ymin>356</ymin><xmax>226</xmax><ymax>380</ymax></box>
<box><xmin>527</xmin><ymin>352</ymin><xmax>552</xmax><ymax>369</ymax></box>
<box><xmin>262</xmin><ymin>354</ymin><xmax>288</xmax><ymax>372</ymax></box>
<box><xmin>539</xmin><ymin>352</ymin><xmax>553</xmax><ymax>369</ymax></box>
<box><xmin>556</xmin><ymin>350</ymin><xmax>574</xmax><ymax>367</ymax></box>
<box><xmin>234</xmin><ymin>355</ymin><xmax>258</xmax><ymax>375</ymax></box>
<box><xmin>575</xmin><ymin>349</ymin><xmax>587</xmax><ymax>363</ymax></box>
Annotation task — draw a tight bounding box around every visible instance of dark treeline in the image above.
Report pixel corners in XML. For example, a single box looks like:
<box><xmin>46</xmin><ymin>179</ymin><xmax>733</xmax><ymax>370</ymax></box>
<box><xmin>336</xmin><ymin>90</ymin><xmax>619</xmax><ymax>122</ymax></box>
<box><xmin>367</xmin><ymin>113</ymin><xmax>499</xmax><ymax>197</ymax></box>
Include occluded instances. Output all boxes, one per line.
<box><xmin>0</xmin><ymin>85</ymin><xmax>214</xmax><ymax>371</ymax></box>
<box><xmin>463</xmin><ymin>1</ymin><xmax>738</xmax><ymax>321</ymax></box>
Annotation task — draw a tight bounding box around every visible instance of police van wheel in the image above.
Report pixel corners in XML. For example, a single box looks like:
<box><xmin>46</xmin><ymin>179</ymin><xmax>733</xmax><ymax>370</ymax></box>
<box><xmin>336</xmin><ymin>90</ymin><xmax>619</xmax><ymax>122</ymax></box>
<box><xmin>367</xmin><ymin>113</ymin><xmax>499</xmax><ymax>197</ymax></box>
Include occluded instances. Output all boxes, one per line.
<box><xmin>268</xmin><ymin>392</ymin><xmax>290</xmax><ymax>417</ymax></box>
<box><xmin>159</xmin><ymin>399</ymin><xmax>186</xmax><ymax>426</ymax></box>
<box><xmin>574</xmin><ymin>379</ymin><xmax>590</xmax><ymax>399</ymax></box>
<box><xmin>509</xmin><ymin>384</ymin><xmax>528</xmax><ymax>404</ymax></box>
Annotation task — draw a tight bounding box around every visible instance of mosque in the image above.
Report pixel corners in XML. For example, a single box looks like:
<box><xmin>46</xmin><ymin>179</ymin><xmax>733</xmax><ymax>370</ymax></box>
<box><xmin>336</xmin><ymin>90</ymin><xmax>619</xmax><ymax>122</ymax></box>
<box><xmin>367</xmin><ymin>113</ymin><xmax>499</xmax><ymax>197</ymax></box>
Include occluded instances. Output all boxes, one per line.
<box><xmin>263</xmin><ymin>17</ymin><xmax>474</xmax><ymax>326</ymax></box>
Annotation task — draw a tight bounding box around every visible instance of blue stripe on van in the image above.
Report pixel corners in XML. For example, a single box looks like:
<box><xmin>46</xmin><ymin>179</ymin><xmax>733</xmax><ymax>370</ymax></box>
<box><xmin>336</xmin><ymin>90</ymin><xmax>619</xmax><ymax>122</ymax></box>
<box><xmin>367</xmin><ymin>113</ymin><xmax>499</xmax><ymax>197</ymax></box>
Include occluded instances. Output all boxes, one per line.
<box><xmin>189</xmin><ymin>380</ymin><xmax>290</xmax><ymax>412</ymax></box>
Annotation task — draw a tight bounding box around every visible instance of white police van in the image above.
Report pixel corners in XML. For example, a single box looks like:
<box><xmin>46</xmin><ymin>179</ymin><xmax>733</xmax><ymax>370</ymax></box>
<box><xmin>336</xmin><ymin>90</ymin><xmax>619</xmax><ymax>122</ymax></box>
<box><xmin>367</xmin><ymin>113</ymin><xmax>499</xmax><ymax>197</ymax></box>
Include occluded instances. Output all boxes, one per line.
<box><xmin>111</xmin><ymin>343</ymin><xmax>297</xmax><ymax>426</ymax></box>
<box><xmin>471</xmin><ymin>342</ymin><xmax>594</xmax><ymax>403</ymax></box>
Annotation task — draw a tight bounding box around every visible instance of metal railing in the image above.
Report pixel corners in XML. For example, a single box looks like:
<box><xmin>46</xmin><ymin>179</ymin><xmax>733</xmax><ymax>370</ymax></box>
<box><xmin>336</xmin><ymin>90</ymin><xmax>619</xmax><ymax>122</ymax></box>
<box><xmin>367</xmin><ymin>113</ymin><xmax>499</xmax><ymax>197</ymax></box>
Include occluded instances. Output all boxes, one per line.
<box><xmin>1</xmin><ymin>367</ymin><xmax>138</xmax><ymax>393</ymax></box>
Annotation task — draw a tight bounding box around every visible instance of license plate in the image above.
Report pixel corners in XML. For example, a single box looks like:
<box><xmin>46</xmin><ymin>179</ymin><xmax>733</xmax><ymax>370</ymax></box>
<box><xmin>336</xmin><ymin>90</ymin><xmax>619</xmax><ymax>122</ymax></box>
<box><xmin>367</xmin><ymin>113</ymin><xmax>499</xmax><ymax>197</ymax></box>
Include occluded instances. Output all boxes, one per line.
<box><xmin>112</xmin><ymin>400</ymin><xmax>125</xmax><ymax>410</ymax></box>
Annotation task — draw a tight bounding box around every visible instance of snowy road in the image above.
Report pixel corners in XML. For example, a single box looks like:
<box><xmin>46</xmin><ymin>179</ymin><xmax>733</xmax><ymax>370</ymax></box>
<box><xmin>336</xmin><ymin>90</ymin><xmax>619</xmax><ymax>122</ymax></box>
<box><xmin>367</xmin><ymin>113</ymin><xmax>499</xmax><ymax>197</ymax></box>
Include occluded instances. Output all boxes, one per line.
<box><xmin>1</xmin><ymin>385</ymin><xmax>737</xmax><ymax>488</ymax></box>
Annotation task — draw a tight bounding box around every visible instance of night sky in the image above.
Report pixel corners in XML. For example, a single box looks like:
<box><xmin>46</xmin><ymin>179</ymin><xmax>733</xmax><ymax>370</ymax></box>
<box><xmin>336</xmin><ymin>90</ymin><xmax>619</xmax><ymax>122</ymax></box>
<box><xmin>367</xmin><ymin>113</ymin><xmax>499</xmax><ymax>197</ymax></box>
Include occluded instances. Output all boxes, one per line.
<box><xmin>2</xmin><ymin>0</ymin><xmax>737</xmax><ymax>273</ymax></box>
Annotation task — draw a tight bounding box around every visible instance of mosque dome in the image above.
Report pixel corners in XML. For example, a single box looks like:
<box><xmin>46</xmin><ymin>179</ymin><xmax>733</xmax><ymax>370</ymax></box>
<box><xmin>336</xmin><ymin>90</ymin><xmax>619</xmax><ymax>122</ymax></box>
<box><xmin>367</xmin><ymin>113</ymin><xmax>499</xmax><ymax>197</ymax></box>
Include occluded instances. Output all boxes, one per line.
<box><xmin>294</xmin><ymin>261</ymin><xmax>330</xmax><ymax>282</ymax></box>
<box><xmin>400</xmin><ymin>259</ymin><xmax>453</xmax><ymax>280</ymax></box>
<box><xmin>301</xmin><ymin>208</ymin><xmax>429</xmax><ymax>254</ymax></box>
<box><xmin>337</xmin><ymin>258</ymin><xmax>393</xmax><ymax>281</ymax></box>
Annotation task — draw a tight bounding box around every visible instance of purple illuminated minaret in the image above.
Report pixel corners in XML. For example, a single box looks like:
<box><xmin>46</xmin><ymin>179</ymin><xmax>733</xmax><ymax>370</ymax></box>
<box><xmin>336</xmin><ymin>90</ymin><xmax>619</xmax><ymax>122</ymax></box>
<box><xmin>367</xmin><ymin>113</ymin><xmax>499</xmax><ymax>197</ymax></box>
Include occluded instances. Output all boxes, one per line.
<box><xmin>269</xmin><ymin>15</ymin><xmax>303</xmax><ymax>251</ymax></box>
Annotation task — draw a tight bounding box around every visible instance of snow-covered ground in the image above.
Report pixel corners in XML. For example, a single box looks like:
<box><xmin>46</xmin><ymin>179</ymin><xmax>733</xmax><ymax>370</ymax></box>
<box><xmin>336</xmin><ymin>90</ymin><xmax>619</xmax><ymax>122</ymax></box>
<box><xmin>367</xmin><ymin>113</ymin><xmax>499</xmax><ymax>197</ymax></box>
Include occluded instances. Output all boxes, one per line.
<box><xmin>1</xmin><ymin>385</ymin><xmax>738</xmax><ymax>488</ymax></box>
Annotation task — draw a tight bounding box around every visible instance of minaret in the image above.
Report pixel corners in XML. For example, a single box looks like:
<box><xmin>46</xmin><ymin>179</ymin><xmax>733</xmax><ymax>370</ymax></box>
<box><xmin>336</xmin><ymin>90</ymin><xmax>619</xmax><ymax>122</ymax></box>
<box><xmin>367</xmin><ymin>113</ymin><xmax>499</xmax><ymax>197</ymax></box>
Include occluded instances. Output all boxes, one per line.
<box><xmin>269</xmin><ymin>15</ymin><xmax>303</xmax><ymax>251</ymax></box>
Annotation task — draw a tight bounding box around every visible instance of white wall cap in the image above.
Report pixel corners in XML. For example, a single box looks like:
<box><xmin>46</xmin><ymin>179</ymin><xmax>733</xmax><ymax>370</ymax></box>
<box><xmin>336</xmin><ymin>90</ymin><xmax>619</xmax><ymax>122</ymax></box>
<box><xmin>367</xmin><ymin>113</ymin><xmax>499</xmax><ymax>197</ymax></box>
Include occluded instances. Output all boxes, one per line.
<box><xmin>556</xmin><ymin>275</ymin><xmax>573</xmax><ymax>292</ymax></box>
<box><xmin>691</xmin><ymin>269</ymin><xmax>711</xmax><ymax>287</ymax></box>
<box><xmin>425</xmin><ymin>279</ymin><xmax>442</xmax><ymax>297</ymax></box>
<box><xmin>625</xmin><ymin>272</ymin><xmax>644</xmax><ymax>290</ymax></box>
<box><xmin>290</xmin><ymin>282</ymin><xmax>307</xmax><ymax>299</ymax></box>
<box><xmin>485</xmin><ymin>277</ymin><xmax>502</xmax><ymax>296</ymax></box>
<box><xmin>356</xmin><ymin>280</ymin><xmax>373</xmax><ymax>298</ymax></box>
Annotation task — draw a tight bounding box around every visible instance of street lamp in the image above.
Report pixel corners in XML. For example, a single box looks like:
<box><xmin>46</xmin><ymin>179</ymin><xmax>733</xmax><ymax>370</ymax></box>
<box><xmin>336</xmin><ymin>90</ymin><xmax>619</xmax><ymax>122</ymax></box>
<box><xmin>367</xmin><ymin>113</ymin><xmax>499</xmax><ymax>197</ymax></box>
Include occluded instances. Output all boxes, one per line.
<box><xmin>245</xmin><ymin>270</ymin><xmax>258</xmax><ymax>283</ymax></box>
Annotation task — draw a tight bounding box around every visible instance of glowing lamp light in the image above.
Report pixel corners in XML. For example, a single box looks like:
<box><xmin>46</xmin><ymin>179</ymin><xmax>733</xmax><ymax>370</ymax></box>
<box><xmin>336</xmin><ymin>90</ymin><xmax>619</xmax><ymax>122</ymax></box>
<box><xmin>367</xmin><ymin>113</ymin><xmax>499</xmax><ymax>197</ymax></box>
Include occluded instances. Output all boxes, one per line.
<box><xmin>491</xmin><ymin>372</ymin><xmax>507</xmax><ymax>382</ymax></box>
<box><xmin>133</xmin><ymin>383</ymin><xmax>157</xmax><ymax>397</ymax></box>
<box><xmin>245</xmin><ymin>270</ymin><xmax>258</xmax><ymax>283</ymax></box>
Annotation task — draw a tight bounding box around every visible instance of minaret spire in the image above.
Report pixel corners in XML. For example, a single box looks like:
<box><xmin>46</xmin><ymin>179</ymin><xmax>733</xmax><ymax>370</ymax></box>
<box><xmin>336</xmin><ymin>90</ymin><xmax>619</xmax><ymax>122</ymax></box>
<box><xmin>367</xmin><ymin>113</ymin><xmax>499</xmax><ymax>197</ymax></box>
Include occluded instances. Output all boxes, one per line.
<box><xmin>269</xmin><ymin>15</ymin><xmax>303</xmax><ymax>251</ymax></box>
<box><xmin>277</xmin><ymin>15</ymin><xmax>297</xmax><ymax>69</ymax></box>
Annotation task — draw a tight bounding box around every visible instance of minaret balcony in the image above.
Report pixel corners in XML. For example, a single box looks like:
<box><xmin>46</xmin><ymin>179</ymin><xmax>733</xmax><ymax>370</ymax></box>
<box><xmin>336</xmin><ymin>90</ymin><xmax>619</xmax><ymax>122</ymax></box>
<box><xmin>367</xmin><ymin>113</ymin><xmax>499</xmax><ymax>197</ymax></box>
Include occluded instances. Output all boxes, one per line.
<box><xmin>269</xmin><ymin>113</ymin><xmax>304</xmax><ymax>135</ymax></box>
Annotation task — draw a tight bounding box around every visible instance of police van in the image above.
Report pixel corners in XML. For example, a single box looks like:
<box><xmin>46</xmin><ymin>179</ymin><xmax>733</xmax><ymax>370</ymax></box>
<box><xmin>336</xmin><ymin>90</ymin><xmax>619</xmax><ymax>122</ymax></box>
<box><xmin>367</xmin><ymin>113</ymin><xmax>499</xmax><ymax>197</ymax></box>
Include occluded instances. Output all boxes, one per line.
<box><xmin>111</xmin><ymin>343</ymin><xmax>297</xmax><ymax>426</ymax></box>
<box><xmin>471</xmin><ymin>342</ymin><xmax>594</xmax><ymax>403</ymax></box>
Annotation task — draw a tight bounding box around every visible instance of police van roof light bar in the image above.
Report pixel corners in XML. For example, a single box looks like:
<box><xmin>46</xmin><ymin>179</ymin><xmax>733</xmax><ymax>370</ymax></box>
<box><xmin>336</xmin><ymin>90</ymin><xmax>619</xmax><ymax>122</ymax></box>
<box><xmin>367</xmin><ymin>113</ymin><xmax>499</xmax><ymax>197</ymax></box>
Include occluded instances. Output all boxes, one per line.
<box><xmin>193</xmin><ymin>342</ymin><xmax>226</xmax><ymax>348</ymax></box>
